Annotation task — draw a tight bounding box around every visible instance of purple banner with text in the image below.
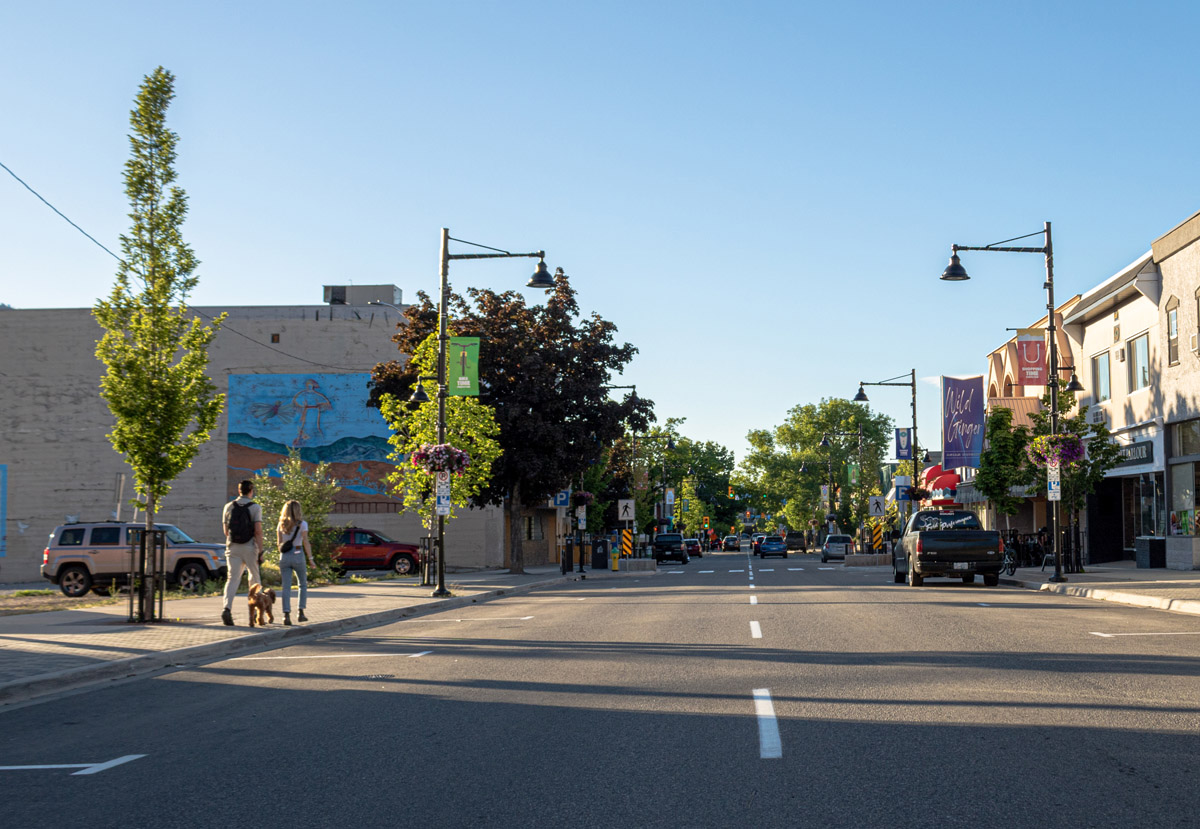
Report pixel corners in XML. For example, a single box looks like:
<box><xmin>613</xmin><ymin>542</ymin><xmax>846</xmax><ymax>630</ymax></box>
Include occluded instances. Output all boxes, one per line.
<box><xmin>941</xmin><ymin>375</ymin><xmax>985</xmax><ymax>469</ymax></box>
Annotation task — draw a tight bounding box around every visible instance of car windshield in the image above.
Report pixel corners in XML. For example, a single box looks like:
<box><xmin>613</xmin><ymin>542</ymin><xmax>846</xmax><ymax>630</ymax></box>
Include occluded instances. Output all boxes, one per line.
<box><xmin>828</xmin><ymin>535</ymin><xmax>851</xmax><ymax>543</ymax></box>
<box><xmin>725</xmin><ymin>536</ymin><xmax>737</xmax><ymax>541</ymax></box>
<box><xmin>158</xmin><ymin>525</ymin><xmax>195</xmax><ymax>544</ymax></box>
<box><xmin>657</xmin><ymin>534</ymin><xmax>682</xmax><ymax>542</ymax></box>
<box><xmin>765</xmin><ymin>536</ymin><xmax>783</xmax><ymax>543</ymax></box>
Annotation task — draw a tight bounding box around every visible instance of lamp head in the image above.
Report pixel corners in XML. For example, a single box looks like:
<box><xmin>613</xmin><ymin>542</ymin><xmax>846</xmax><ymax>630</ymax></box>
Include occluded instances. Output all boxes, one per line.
<box><xmin>1065</xmin><ymin>372</ymin><xmax>1085</xmax><ymax>393</ymax></box>
<box><xmin>819</xmin><ymin>435</ymin><xmax>831</xmax><ymax>449</ymax></box>
<box><xmin>799</xmin><ymin>463</ymin><xmax>807</xmax><ymax>474</ymax></box>
<box><xmin>527</xmin><ymin>259</ymin><xmax>556</xmax><ymax>290</ymax></box>
<box><xmin>941</xmin><ymin>251</ymin><xmax>970</xmax><ymax>281</ymax></box>
<box><xmin>666</xmin><ymin>436</ymin><xmax>675</xmax><ymax>451</ymax></box>
<box><xmin>409</xmin><ymin>382</ymin><xmax>430</xmax><ymax>404</ymax></box>
<box><xmin>922</xmin><ymin>450</ymin><xmax>932</xmax><ymax>464</ymax></box>
<box><xmin>853</xmin><ymin>384</ymin><xmax>869</xmax><ymax>403</ymax></box>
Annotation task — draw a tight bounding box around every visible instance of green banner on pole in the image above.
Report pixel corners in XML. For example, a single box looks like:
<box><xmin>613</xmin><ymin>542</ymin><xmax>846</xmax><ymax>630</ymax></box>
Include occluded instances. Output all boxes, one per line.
<box><xmin>448</xmin><ymin>337</ymin><xmax>480</xmax><ymax>396</ymax></box>
<box><xmin>848</xmin><ymin>463</ymin><xmax>859</xmax><ymax>485</ymax></box>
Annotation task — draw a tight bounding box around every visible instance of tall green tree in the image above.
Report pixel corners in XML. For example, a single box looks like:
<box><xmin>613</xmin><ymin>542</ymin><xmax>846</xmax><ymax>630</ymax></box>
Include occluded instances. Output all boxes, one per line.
<box><xmin>93</xmin><ymin>67</ymin><xmax>224</xmax><ymax>531</ymax></box>
<box><xmin>975</xmin><ymin>407</ymin><xmax>1032</xmax><ymax>522</ymax></box>
<box><xmin>252</xmin><ymin>451</ymin><xmax>342</xmax><ymax>582</ymax></box>
<box><xmin>370</xmin><ymin>278</ymin><xmax>653</xmax><ymax>573</ymax></box>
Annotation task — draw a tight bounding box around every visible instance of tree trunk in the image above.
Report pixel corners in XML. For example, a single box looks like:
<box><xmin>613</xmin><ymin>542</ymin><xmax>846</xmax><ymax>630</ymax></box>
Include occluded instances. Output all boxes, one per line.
<box><xmin>507</xmin><ymin>482</ymin><xmax>525</xmax><ymax>574</ymax></box>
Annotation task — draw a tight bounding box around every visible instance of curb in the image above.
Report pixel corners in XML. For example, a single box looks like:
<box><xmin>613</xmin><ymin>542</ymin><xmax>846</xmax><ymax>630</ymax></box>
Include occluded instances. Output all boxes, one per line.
<box><xmin>0</xmin><ymin>572</ymin><xmax>586</xmax><ymax>708</ymax></box>
<box><xmin>1002</xmin><ymin>576</ymin><xmax>1200</xmax><ymax>617</ymax></box>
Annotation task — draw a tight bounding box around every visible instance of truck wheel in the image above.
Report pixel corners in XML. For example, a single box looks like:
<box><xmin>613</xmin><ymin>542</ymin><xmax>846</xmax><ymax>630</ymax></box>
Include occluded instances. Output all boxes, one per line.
<box><xmin>892</xmin><ymin>559</ymin><xmax>904</xmax><ymax>584</ymax></box>
<box><xmin>390</xmin><ymin>554</ymin><xmax>416</xmax><ymax>576</ymax></box>
<box><xmin>59</xmin><ymin>565</ymin><xmax>92</xmax><ymax>598</ymax></box>
<box><xmin>984</xmin><ymin>573</ymin><xmax>1000</xmax><ymax>587</ymax></box>
<box><xmin>961</xmin><ymin>574</ymin><xmax>975</xmax><ymax>584</ymax></box>
<box><xmin>906</xmin><ymin>557</ymin><xmax>923</xmax><ymax>587</ymax></box>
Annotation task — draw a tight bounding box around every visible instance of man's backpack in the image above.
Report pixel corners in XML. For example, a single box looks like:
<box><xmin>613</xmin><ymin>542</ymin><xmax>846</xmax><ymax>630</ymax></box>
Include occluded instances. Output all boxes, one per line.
<box><xmin>228</xmin><ymin>500</ymin><xmax>256</xmax><ymax>544</ymax></box>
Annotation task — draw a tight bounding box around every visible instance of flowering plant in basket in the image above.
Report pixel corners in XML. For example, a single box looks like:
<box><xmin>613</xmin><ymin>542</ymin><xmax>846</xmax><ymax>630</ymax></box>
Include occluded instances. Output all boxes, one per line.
<box><xmin>411</xmin><ymin>443</ymin><xmax>471</xmax><ymax>476</ymax></box>
<box><xmin>907</xmin><ymin>486</ymin><xmax>931</xmax><ymax>501</ymax></box>
<box><xmin>572</xmin><ymin>490</ymin><xmax>595</xmax><ymax>507</ymax></box>
<box><xmin>1026</xmin><ymin>434</ymin><xmax>1085</xmax><ymax>468</ymax></box>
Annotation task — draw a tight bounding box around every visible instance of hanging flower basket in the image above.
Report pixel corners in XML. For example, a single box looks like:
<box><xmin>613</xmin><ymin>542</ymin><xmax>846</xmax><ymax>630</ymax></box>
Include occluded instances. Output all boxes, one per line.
<box><xmin>572</xmin><ymin>490</ymin><xmax>595</xmax><ymax>507</ymax></box>
<box><xmin>1026</xmin><ymin>434</ymin><xmax>1086</xmax><ymax>468</ymax></box>
<box><xmin>907</xmin><ymin>486</ymin><xmax>931</xmax><ymax>501</ymax></box>
<box><xmin>411</xmin><ymin>443</ymin><xmax>471</xmax><ymax>476</ymax></box>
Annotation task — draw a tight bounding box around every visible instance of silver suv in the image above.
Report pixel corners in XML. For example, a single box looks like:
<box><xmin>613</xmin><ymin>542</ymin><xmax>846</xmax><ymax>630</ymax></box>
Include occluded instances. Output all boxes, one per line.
<box><xmin>42</xmin><ymin>521</ymin><xmax>228</xmax><ymax>597</ymax></box>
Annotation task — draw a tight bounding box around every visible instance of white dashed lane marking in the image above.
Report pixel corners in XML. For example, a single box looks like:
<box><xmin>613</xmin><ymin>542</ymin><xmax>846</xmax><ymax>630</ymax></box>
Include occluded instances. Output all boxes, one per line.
<box><xmin>753</xmin><ymin>689</ymin><xmax>782</xmax><ymax>759</ymax></box>
<box><xmin>750</xmin><ymin>621</ymin><xmax>763</xmax><ymax>639</ymax></box>
<box><xmin>750</xmin><ymin>596</ymin><xmax>758</xmax><ymax>605</ymax></box>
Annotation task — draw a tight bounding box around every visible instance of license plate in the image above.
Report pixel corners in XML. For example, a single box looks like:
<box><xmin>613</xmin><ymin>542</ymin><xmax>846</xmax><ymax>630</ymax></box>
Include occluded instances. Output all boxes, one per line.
<box><xmin>953</xmin><ymin>562</ymin><xmax>969</xmax><ymax>570</ymax></box>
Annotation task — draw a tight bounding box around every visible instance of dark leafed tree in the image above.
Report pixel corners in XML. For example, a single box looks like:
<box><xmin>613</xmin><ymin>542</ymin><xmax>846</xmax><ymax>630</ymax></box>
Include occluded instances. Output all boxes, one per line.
<box><xmin>93</xmin><ymin>67</ymin><xmax>224</xmax><ymax>532</ymax></box>
<box><xmin>974</xmin><ymin>406</ymin><xmax>1032</xmax><ymax>524</ymax></box>
<box><xmin>370</xmin><ymin>276</ymin><xmax>653</xmax><ymax>573</ymax></box>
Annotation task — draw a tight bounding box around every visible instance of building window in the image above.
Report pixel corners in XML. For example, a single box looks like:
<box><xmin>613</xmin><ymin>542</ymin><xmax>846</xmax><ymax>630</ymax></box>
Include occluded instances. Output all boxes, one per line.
<box><xmin>1170</xmin><ymin>462</ymin><xmax>1197</xmax><ymax>535</ymax></box>
<box><xmin>1166</xmin><ymin>296</ymin><xmax>1180</xmax><ymax>366</ymax></box>
<box><xmin>524</xmin><ymin>515</ymin><xmax>544</xmax><ymax>541</ymax></box>
<box><xmin>1128</xmin><ymin>333</ymin><xmax>1150</xmax><ymax>391</ymax></box>
<box><xmin>1091</xmin><ymin>352</ymin><xmax>1110</xmax><ymax>403</ymax></box>
<box><xmin>1176</xmin><ymin>419</ymin><xmax>1200</xmax><ymax>457</ymax></box>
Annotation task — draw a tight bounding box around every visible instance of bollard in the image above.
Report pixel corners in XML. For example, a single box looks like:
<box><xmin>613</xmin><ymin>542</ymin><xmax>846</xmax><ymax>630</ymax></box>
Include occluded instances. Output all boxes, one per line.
<box><xmin>611</xmin><ymin>548</ymin><xmax>620</xmax><ymax>571</ymax></box>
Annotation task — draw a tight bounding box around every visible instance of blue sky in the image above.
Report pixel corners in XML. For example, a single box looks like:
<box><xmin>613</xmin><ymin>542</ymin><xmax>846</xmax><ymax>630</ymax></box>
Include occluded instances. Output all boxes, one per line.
<box><xmin>4</xmin><ymin>1</ymin><xmax>1198</xmax><ymax>463</ymax></box>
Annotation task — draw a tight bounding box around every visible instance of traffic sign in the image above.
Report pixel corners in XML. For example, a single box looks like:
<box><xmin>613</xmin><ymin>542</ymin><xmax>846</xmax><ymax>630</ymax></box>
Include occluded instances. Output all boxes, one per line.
<box><xmin>436</xmin><ymin>481</ymin><xmax>450</xmax><ymax>498</ymax></box>
<box><xmin>436</xmin><ymin>469</ymin><xmax>450</xmax><ymax>484</ymax></box>
<box><xmin>618</xmin><ymin>499</ymin><xmax>635</xmax><ymax>522</ymax></box>
<box><xmin>1048</xmin><ymin>479</ymin><xmax>1061</xmax><ymax>501</ymax></box>
<box><xmin>552</xmin><ymin>490</ymin><xmax>570</xmax><ymax>508</ymax></box>
<box><xmin>869</xmin><ymin>496</ymin><xmax>886</xmax><ymax>517</ymax></box>
<box><xmin>436</xmin><ymin>492</ymin><xmax>451</xmax><ymax>515</ymax></box>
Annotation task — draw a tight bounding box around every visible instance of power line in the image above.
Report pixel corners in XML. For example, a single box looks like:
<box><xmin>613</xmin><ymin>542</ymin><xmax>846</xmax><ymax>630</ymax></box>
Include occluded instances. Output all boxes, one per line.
<box><xmin>1</xmin><ymin>157</ymin><xmax>393</xmax><ymax>372</ymax></box>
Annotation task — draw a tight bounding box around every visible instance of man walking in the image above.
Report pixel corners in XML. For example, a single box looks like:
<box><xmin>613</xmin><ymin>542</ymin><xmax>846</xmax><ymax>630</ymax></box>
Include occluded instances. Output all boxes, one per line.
<box><xmin>221</xmin><ymin>480</ymin><xmax>263</xmax><ymax>626</ymax></box>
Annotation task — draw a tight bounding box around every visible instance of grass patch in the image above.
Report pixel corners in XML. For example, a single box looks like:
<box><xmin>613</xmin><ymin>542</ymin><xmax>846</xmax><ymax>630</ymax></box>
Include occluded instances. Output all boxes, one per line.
<box><xmin>12</xmin><ymin>589</ymin><xmax>57</xmax><ymax>597</ymax></box>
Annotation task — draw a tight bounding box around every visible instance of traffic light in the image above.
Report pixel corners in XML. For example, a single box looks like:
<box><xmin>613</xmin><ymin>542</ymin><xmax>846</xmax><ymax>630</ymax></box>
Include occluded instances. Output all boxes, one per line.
<box><xmin>745</xmin><ymin>510</ymin><xmax>751</xmax><ymax>519</ymax></box>
<box><xmin>703</xmin><ymin>516</ymin><xmax>710</xmax><ymax>529</ymax></box>
<box><xmin>728</xmin><ymin>486</ymin><xmax>734</xmax><ymax>499</ymax></box>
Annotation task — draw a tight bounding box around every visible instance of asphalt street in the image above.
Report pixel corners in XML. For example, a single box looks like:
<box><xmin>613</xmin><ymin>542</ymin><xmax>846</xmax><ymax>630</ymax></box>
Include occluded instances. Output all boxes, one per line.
<box><xmin>3</xmin><ymin>545</ymin><xmax>1200</xmax><ymax>828</ymax></box>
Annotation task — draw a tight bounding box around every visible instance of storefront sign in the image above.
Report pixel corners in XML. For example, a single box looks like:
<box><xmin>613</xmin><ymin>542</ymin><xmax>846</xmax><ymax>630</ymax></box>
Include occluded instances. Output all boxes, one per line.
<box><xmin>1116</xmin><ymin>440</ymin><xmax>1154</xmax><ymax>468</ymax></box>
<box><xmin>1016</xmin><ymin>328</ymin><xmax>1047</xmax><ymax>385</ymax></box>
<box><xmin>941</xmin><ymin>375</ymin><xmax>985</xmax><ymax>469</ymax></box>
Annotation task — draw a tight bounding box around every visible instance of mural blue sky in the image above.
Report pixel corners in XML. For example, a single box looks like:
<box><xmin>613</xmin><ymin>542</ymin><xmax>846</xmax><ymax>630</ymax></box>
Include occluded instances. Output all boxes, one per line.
<box><xmin>4</xmin><ymin>1</ymin><xmax>1199</xmax><ymax>461</ymax></box>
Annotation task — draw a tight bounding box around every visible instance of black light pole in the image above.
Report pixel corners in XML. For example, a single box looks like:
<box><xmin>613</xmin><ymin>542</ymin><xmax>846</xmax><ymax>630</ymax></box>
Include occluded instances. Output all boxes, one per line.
<box><xmin>855</xmin><ymin>370</ymin><xmax>920</xmax><ymax>527</ymax></box>
<box><xmin>380</xmin><ymin>230</ymin><xmax>554</xmax><ymax>598</ymax></box>
<box><xmin>818</xmin><ymin>435</ymin><xmax>836</xmax><ymax>542</ymax></box>
<box><xmin>823</xmin><ymin>428</ymin><xmax>866</xmax><ymax>550</ymax></box>
<box><xmin>941</xmin><ymin>222</ymin><xmax>1083</xmax><ymax>583</ymax></box>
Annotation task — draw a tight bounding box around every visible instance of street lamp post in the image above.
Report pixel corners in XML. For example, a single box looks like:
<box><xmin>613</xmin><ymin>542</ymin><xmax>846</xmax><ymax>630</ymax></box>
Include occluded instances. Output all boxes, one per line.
<box><xmin>822</xmin><ymin>428</ymin><xmax>865</xmax><ymax>550</ymax></box>
<box><xmin>855</xmin><ymin>369</ymin><xmax>922</xmax><ymax>527</ymax></box>
<box><xmin>379</xmin><ymin>229</ymin><xmax>554</xmax><ymax>598</ymax></box>
<box><xmin>940</xmin><ymin>222</ymin><xmax>1083</xmax><ymax>583</ymax></box>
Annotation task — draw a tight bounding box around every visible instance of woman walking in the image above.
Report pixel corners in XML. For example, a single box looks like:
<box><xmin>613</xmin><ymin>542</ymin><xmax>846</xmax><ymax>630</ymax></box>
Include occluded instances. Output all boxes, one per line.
<box><xmin>276</xmin><ymin>500</ymin><xmax>315</xmax><ymax>625</ymax></box>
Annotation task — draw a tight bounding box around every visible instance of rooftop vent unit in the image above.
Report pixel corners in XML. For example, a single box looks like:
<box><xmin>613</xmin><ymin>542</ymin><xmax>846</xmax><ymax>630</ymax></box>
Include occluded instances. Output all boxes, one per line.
<box><xmin>322</xmin><ymin>285</ymin><xmax>403</xmax><ymax>306</ymax></box>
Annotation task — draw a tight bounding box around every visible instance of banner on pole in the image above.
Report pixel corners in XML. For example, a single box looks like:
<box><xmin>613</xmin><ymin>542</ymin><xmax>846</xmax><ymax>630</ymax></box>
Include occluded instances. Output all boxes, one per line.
<box><xmin>1016</xmin><ymin>328</ymin><xmax>1047</xmax><ymax>386</ymax></box>
<box><xmin>895</xmin><ymin>428</ymin><xmax>913</xmax><ymax>461</ymax></box>
<box><xmin>447</xmin><ymin>337</ymin><xmax>480</xmax><ymax>396</ymax></box>
<box><xmin>941</xmin><ymin>375</ymin><xmax>985</xmax><ymax>469</ymax></box>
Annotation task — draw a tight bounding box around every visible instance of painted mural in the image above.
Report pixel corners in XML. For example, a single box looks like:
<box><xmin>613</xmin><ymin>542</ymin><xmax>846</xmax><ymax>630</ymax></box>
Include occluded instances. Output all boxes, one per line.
<box><xmin>227</xmin><ymin>373</ymin><xmax>403</xmax><ymax>511</ymax></box>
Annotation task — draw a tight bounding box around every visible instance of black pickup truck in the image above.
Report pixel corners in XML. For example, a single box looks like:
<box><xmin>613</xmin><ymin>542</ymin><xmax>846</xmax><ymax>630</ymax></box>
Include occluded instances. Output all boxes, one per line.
<box><xmin>652</xmin><ymin>532</ymin><xmax>690</xmax><ymax>564</ymax></box>
<box><xmin>893</xmin><ymin>509</ymin><xmax>1003</xmax><ymax>586</ymax></box>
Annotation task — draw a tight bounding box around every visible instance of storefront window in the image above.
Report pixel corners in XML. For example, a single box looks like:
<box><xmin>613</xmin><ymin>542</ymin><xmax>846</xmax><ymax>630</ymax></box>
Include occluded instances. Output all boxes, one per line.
<box><xmin>1169</xmin><ymin>463</ymin><xmax>1195</xmax><ymax>536</ymax></box>
<box><xmin>1124</xmin><ymin>473</ymin><xmax>1165</xmax><ymax>545</ymax></box>
<box><xmin>1091</xmin><ymin>352</ymin><xmax>1110</xmax><ymax>403</ymax></box>
<box><xmin>1128</xmin><ymin>333</ymin><xmax>1150</xmax><ymax>391</ymax></box>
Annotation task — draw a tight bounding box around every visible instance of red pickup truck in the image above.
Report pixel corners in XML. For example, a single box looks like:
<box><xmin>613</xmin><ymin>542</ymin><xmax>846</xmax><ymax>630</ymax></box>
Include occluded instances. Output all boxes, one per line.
<box><xmin>335</xmin><ymin>528</ymin><xmax>419</xmax><ymax>576</ymax></box>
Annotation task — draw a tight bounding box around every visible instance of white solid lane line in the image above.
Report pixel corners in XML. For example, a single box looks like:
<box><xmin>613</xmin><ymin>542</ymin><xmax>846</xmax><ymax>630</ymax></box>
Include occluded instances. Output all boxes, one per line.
<box><xmin>750</xmin><ymin>596</ymin><xmax>758</xmax><ymax>605</ymax></box>
<box><xmin>1090</xmin><ymin>631</ymin><xmax>1200</xmax><ymax>638</ymax></box>
<box><xmin>0</xmin><ymin>755</ymin><xmax>147</xmax><ymax>776</ymax></box>
<box><xmin>750</xmin><ymin>621</ymin><xmax>763</xmax><ymax>639</ymax></box>
<box><xmin>753</xmin><ymin>689</ymin><xmax>782</xmax><ymax>759</ymax></box>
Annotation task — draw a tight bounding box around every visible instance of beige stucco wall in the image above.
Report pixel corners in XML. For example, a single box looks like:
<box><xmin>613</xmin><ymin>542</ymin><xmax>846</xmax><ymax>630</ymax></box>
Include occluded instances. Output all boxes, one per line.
<box><xmin>1154</xmin><ymin>230</ymin><xmax>1200</xmax><ymax>424</ymax></box>
<box><xmin>1076</xmin><ymin>292</ymin><xmax>1162</xmax><ymax>432</ymax></box>
<box><xmin>0</xmin><ymin>303</ymin><xmax>505</xmax><ymax>582</ymax></box>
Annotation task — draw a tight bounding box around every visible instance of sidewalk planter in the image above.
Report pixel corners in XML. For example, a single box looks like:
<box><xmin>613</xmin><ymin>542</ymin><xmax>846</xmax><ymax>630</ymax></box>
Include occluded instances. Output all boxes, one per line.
<box><xmin>1135</xmin><ymin>536</ymin><xmax>1167</xmax><ymax>569</ymax></box>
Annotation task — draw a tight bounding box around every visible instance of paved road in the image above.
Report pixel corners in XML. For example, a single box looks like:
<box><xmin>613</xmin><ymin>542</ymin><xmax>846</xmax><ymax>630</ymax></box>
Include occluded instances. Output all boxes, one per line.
<box><xmin>3</xmin><ymin>549</ymin><xmax>1200</xmax><ymax>827</ymax></box>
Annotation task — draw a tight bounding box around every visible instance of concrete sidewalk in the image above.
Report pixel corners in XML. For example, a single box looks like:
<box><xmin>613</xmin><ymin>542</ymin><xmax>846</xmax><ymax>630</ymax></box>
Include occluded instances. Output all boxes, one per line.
<box><xmin>0</xmin><ymin>565</ymin><xmax>622</xmax><ymax>708</ymax></box>
<box><xmin>1002</xmin><ymin>559</ymin><xmax>1200</xmax><ymax>616</ymax></box>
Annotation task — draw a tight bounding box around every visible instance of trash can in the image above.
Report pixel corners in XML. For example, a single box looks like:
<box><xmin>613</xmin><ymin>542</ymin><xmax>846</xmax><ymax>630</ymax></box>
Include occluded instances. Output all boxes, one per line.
<box><xmin>1135</xmin><ymin>536</ymin><xmax>1166</xmax><ymax>568</ymax></box>
<box><xmin>592</xmin><ymin>538</ymin><xmax>609</xmax><ymax>570</ymax></box>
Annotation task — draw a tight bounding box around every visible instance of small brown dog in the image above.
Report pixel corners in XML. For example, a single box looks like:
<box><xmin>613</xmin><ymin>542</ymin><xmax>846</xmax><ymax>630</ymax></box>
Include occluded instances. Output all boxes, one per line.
<box><xmin>247</xmin><ymin>583</ymin><xmax>276</xmax><ymax>627</ymax></box>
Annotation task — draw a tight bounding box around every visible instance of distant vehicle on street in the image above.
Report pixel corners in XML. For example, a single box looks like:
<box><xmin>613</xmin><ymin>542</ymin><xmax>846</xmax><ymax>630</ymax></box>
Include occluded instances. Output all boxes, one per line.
<box><xmin>334</xmin><ymin>528</ymin><xmax>420</xmax><ymax>576</ymax></box>
<box><xmin>893</xmin><ymin>509</ymin><xmax>1003</xmax><ymax>586</ymax></box>
<box><xmin>821</xmin><ymin>534</ymin><xmax>853</xmax><ymax>562</ymax></box>
<box><xmin>42</xmin><ymin>521</ymin><xmax>227</xmax><ymax>597</ymax></box>
<box><xmin>784</xmin><ymin>530</ymin><xmax>807</xmax><ymax>552</ymax></box>
<box><xmin>652</xmin><ymin>532</ymin><xmax>689</xmax><ymax>564</ymax></box>
<box><xmin>758</xmin><ymin>535</ymin><xmax>787</xmax><ymax>559</ymax></box>
<box><xmin>684</xmin><ymin>538</ymin><xmax>702</xmax><ymax>558</ymax></box>
<box><xmin>723</xmin><ymin>535</ymin><xmax>740</xmax><ymax>551</ymax></box>
<box><xmin>752</xmin><ymin>534</ymin><xmax>767</xmax><ymax>556</ymax></box>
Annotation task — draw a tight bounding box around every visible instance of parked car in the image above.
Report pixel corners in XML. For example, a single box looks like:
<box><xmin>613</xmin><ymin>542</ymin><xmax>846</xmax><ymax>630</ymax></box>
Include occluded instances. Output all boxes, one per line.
<box><xmin>752</xmin><ymin>534</ymin><xmax>768</xmax><ymax>556</ymax></box>
<box><xmin>334</xmin><ymin>528</ymin><xmax>420</xmax><ymax>575</ymax></box>
<box><xmin>652</xmin><ymin>532</ymin><xmax>689</xmax><ymax>564</ymax></box>
<box><xmin>758</xmin><ymin>535</ymin><xmax>787</xmax><ymax>559</ymax></box>
<box><xmin>784</xmin><ymin>530</ymin><xmax>807</xmax><ymax>552</ymax></box>
<box><xmin>684</xmin><ymin>538</ymin><xmax>702</xmax><ymax>558</ymax></box>
<box><xmin>821</xmin><ymin>534</ymin><xmax>853</xmax><ymax>562</ymax></box>
<box><xmin>893</xmin><ymin>509</ymin><xmax>1003</xmax><ymax>586</ymax></box>
<box><xmin>723</xmin><ymin>535</ymin><xmax>740</xmax><ymax>551</ymax></box>
<box><xmin>42</xmin><ymin>521</ymin><xmax>227</xmax><ymax>597</ymax></box>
